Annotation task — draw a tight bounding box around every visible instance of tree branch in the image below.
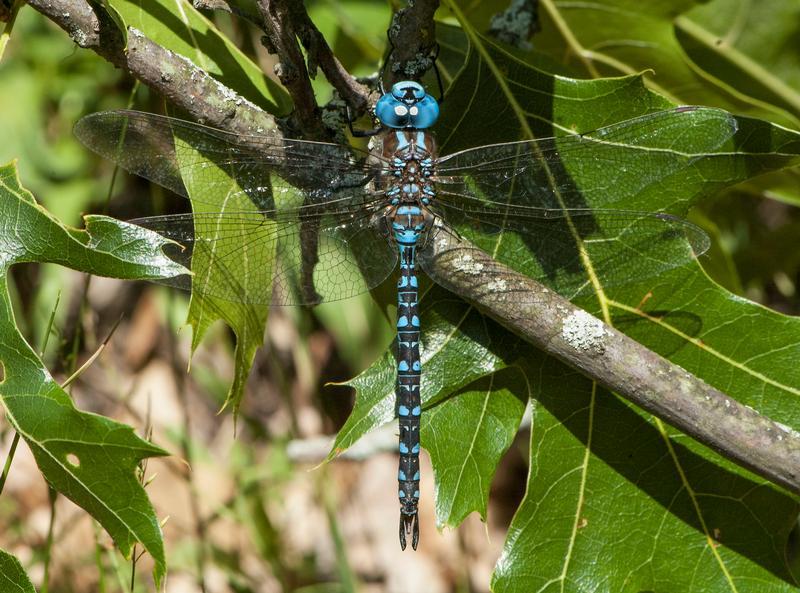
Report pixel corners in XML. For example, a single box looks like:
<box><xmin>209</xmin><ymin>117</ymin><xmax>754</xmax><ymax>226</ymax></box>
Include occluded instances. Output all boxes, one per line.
<box><xmin>387</xmin><ymin>0</ymin><xmax>439</xmax><ymax>82</ymax></box>
<box><xmin>424</xmin><ymin>234</ymin><xmax>800</xmax><ymax>496</ymax></box>
<box><xmin>26</xmin><ymin>0</ymin><xmax>278</xmax><ymax>137</ymax></box>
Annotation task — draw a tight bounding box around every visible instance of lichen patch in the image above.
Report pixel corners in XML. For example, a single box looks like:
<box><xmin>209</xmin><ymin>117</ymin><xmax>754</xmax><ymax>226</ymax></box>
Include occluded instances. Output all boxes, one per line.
<box><xmin>561</xmin><ymin>310</ymin><xmax>608</xmax><ymax>355</ymax></box>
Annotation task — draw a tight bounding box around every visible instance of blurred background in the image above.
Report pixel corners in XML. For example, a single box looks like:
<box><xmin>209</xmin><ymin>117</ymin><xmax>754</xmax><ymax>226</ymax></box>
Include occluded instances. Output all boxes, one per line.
<box><xmin>0</xmin><ymin>1</ymin><xmax>798</xmax><ymax>592</ymax></box>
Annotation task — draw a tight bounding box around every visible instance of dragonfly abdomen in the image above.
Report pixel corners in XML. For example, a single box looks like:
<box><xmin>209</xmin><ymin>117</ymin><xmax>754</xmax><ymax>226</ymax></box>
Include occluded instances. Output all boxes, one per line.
<box><xmin>394</xmin><ymin>205</ymin><xmax>424</xmax><ymax>551</ymax></box>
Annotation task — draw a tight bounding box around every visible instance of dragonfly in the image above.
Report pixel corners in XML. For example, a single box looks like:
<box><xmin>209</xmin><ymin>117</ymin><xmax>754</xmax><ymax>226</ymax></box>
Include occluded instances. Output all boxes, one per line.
<box><xmin>75</xmin><ymin>81</ymin><xmax>718</xmax><ymax>550</ymax></box>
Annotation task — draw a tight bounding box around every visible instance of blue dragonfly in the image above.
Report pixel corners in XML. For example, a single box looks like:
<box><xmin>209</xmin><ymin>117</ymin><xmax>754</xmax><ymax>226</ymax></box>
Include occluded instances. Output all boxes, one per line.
<box><xmin>75</xmin><ymin>81</ymin><xmax>716</xmax><ymax>550</ymax></box>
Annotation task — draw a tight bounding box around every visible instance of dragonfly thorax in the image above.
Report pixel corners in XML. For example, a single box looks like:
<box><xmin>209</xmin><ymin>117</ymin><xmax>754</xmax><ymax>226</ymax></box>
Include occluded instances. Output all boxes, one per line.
<box><xmin>379</xmin><ymin>129</ymin><xmax>437</xmax><ymax>210</ymax></box>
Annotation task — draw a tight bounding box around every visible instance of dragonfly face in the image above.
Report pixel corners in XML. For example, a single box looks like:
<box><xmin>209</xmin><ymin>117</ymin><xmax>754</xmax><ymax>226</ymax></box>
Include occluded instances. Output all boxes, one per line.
<box><xmin>375</xmin><ymin>80</ymin><xmax>440</xmax><ymax>129</ymax></box>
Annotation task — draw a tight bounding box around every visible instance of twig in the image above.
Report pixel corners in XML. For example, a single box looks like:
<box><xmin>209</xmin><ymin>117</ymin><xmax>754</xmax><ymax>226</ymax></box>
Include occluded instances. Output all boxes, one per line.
<box><xmin>387</xmin><ymin>0</ymin><xmax>440</xmax><ymax>82</ymax></box>
<box><xmin>256</xmin><ymin>0</ymin><xmax>326</xmax><ymax>139</ymax></box>
<box><xmin>41</xmin><ymin>487</ymin><xmax>57</xmax><ymax>593</ymax></box>
<box><xmin>288</xmin><ymin>407</ymin><xmax>534</xmax><ymax>464</ymax></box>
<box><xmin>287</xmin><ymin>424</ymin><xmax>397</xmax><ymax>463</ymax></box>
<box><xmin>285</xmin><ymin>2</ymin><xmax>371</xmax><ymax>114</ymax></box>
<box><xmin>424</xmin><ymin>235</ymin><xmax>800</xmax><ymax>496</ymax></box>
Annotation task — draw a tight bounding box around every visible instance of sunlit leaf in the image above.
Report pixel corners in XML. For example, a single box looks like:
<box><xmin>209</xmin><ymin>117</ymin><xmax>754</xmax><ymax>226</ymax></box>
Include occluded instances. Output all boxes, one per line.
<box><xmin>446</xmin><ymin>0</ymin><xmax>799</xmax><ymax>128</ymax></box>
<box><xmin>0</xmin><ymin>162</ymin><xmax>182</xmax><ymax>585</ymax></box>
<box><xmin>176</xmin><ymin>137</ymin><xmax>272</xmax><ymax>415</ymax></box>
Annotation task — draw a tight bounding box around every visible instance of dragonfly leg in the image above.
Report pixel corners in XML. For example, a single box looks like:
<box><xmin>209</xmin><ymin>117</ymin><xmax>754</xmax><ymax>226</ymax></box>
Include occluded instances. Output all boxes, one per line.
<box><xmin>346</xmin><ymin>103</ymin><xmax>382</xmax><ymax>137</ymax></box>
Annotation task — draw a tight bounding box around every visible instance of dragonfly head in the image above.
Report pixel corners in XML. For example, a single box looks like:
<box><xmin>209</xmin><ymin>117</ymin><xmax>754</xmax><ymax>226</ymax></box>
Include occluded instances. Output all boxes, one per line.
<box><xmin>376</xmin><ymin>81</ymin><xmax>439</xmax><ymax>129</ymax></box>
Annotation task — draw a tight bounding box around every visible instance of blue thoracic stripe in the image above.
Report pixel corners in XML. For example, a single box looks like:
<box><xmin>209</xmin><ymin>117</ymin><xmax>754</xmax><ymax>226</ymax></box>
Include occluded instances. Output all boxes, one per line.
<box><xmin>396</xmin><ymin>133</ymin><xmax>409</xmax><ymax>150</ymax></box>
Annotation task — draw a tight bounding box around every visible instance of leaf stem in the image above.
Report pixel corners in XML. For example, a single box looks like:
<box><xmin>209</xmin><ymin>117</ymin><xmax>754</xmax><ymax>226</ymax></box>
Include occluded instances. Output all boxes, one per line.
<box><xmin>41</xmin><ymin>487</ymin><xmax>58</xmax><ymax>593</ymax></box>
<box><xmin>39</xmin><ymin>291</ymin><xmax>61</xmax><ymax>359</ymax></box>
<box><xmin>0</xmin><ymin>0</ymin><xmax>23</xmax><ymax>61</ymax></box>
<box><xmin>0</xmin><ymin>432</ymin><xmax>20</xmax><ymax>496</ymax></box>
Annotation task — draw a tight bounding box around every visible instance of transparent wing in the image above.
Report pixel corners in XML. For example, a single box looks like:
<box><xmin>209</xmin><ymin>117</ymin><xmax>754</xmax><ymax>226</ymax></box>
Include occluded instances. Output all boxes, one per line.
<box><xmin>132</xmin><ymin>204</ymin><xmax>398</xmax><ymax>306</ymax></box>
<box><xmin>421</xmin><ymin>204</ymin><xmax>709</xmax><ymax>301</ymax></box>
<box><xmin>74</xmin><ymin>110</ymin><xmax>383</xmax><ymax>212</ymax></box>
<box><xmin>434</xmin><ymin>107</ymin><xmax>738</xmax><ymax>213</ymax></box>
<box><xmin>425</xmin><ymin>108</ymin><xmax>729</xmax><ymax>298</ymax></box>
<box><xmin>75</xmin><ymin>110</ymin><xmax>397</xmax><ymax>305</ymax></box>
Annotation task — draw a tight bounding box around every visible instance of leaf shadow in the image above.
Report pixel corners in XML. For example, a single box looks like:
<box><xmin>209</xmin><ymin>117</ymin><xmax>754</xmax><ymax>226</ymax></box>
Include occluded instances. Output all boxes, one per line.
<box><xmin>611</xmin><ymin>309</ymin><xmax>704</xmax><ymax>358</ymax></box>
<box><xmin>533</xmin><ymin>357</ymin><xmax>800</xmax><ymax>585</ymax></box>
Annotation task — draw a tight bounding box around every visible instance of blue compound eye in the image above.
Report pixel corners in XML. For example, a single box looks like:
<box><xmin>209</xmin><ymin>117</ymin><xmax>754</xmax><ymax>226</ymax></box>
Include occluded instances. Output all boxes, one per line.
<box><xmin>376</xmin><ymin>80</ymin><xmax>439</xmax><ymax>129</ymax></box>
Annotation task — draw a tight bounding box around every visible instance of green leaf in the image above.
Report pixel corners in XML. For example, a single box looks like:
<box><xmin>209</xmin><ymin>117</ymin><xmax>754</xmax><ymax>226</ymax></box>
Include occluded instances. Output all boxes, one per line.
<box><xmin>176</xmin><ymin>138</ymin><xmax>271</xmax><ymax>415</ymax></box>
<box><xmin>460</xmin><ymin>32</ymin><xmax>800</xmax><ymax>593</ymax></box>
<box><xmin>678</xmin><ymin>0</ymin><xmax>800</xmax><ymax>120</ymax></box>
<box><xmin>0</xmin><ymin>550</ymin><xmax>36</xmax><ymax>593</ymax></box>
<box><xmin>0</xmin><ymin>162</ymin><xmax>180</xmax><ymax>585</ymax></box>
<box><xmin>337</xmin><ymin>30</ymin><xmax>800</xmax><ymax>593</ymax></box>
<box><xmin>105</xmin><ymin>0</ymin><xmax>290</xmax><ymax>114</ymax></box>
<box><xmin>677</xmin><ymin>0</ymin><xmax>800</xmax><ymax>207</ymax></box>
<box><xmin>492</xmin><ymin>355</ymin><xmax>800</xmax><ymax>592</ymax></box>
<box><xmin>424</xmin><ymin>366</ymin><xmax>527</xmax><ymax>527</ymax></box>
<box><xmin>446</xmin><ymin>0</ymin><xmax>800</xmax><ymax>128</ymax></box>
